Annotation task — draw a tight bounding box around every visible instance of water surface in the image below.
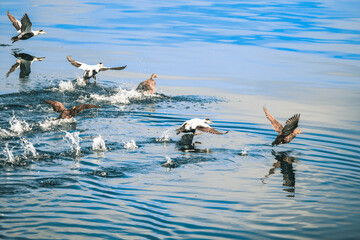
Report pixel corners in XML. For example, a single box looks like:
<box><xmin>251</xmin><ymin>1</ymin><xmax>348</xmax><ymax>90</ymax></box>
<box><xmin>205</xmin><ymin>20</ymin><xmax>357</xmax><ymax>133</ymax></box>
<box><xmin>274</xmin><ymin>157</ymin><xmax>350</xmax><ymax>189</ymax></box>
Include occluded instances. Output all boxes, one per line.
<box><xmin>0</xmin><ymin>1</ymin><xmax>360</xmax><ymax>239</ymax></box>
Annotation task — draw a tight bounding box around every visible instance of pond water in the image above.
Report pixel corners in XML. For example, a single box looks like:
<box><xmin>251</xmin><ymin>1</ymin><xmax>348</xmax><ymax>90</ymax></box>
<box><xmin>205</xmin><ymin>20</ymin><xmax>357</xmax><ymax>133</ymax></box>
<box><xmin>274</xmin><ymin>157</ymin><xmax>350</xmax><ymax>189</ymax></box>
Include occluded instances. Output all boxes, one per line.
<box><xmin>0</xmin><ymin>1</ymin><xmax>360</xmax><ymax>239</ymax></box>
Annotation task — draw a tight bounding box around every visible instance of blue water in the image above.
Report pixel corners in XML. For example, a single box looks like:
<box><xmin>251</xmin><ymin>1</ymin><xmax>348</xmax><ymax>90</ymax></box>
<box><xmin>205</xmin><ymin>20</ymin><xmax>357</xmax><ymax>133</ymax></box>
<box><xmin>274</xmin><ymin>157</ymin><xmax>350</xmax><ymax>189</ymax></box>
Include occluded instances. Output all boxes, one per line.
<box><xmin>1</xmin><ymin>1</ymin><xmax>360</xmax><ymax>239</ymax></box>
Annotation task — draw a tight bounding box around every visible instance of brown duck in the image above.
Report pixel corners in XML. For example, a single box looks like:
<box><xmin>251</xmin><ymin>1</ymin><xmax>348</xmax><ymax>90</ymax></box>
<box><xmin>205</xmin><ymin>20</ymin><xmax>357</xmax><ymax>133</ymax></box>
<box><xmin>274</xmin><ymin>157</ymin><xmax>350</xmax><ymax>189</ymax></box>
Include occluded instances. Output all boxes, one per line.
<box><xmin>263</xmin><ymin>107</ymin><xmax>302</xmax><ymax>146</ymax></box>
<box><xmin>44</xmin><ymin>100</ymin><xmax>100</xmax><ymax>119</ymax></box>
<box><xmin>136</xmin><ymin>73</ymin><xmax>159</xmax><ymax>94</ymax></box>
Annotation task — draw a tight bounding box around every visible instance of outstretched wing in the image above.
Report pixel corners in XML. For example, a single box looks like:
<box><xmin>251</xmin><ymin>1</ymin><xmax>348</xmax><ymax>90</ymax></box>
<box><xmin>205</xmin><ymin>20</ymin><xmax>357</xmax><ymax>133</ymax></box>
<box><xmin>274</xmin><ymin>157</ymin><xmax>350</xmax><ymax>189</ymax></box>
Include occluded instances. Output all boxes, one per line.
<box><xmin>99</xmin><ymin>65</ymin><xmax>127</xmax><ymax>72</ymax></box>
<box><xmin>281</xmin><ymin>114</ymin><xmax>300</xmax><ymax>136</ymax></box>
<box><xmin>20</xmin><ymin>13</ymin><xmax>32</xmax><ymax>33</ymax></box>
<box><xmin>72</xmin><ymin>104</ymin><xmax>100</xmax><ymax>117</ymax></box>
<box><xmin>263</xmin><ymin>107</ymin><xmax>283</xmax><ymax>133</ymax></box>
<box><xmin>66</xmin><ymin>56</ymin><xmax>84</xmax><ymax>68</ymax></box>
<box><xmin>6</xmin><ymin>61</ymin><xmax>20</xmax><ymax>77</ymax></box>
<box><xmin>176</xmin><ymin>122</ymin><xmax>187</xmax><ymax>135</ymax></box>
<box><xmin>44</xmin><ymin>100</ymin><xmax>66</xmax><ymax>113</ymax></box>
<box><xmin>7</xmin><ymin>11</ymin><xmax>21</xmax><ymax>32</ymax></box>
<box><xmin>196</xmin><ymin>126</ymin><xmax>227</xmax><ymax>135</ymax></box>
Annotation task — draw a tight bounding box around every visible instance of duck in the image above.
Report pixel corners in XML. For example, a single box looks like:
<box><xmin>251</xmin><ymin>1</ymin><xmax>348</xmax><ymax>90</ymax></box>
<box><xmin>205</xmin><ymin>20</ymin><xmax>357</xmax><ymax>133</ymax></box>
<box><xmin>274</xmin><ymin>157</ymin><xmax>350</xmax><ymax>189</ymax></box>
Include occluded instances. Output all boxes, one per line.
<box><xmin>263</xmin><ymin>106</ymin><xmax>302</xmax><ymax>146</ymax></box>
<box><xmin>6</xmin><ymin>52</ymin><xmax>45</xmax><ymax>78</ymax></box>
<box><xmin>176</xmin><ymin>118</ymin><xmax>227</xmax><ymax>135</ymax></box>
<box><xmin>136</xmin><ymin>73</ymin><xmax>159</xmax><ymax>94</ymax></box>
<box><xmin>66</xmin><ymin>56</ymin><xmax>126</xmax><ymax>82</ymax></box>
<box><xmin>7</xmin><ymin>11</ymin><xmax>46</xmax><ymax>43</ymax></box>
<box><xmin>44</xmin><ymin>100</ymin><xmax>100</xmax><ymax>119</ymax></box>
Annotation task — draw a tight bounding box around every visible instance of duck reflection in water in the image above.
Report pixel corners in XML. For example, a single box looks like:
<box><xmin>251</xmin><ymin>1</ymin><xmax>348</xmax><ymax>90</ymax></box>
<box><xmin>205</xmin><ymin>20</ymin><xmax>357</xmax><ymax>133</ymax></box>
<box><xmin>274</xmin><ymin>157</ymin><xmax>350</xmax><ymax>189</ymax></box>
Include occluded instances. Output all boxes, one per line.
<box><xmin>6</xmin><ymin>51</ymin><xmax>45</xmax><ymax>78</ymax></box>
<box><xmin>176</xmin><ymin>133</ymin><xmax>212</xmax><ymax>153</ymax></box>
<box><xmin>263</xmin><ymin>150</ymin><xmax>297</xmax><ymax>194</ymax></box>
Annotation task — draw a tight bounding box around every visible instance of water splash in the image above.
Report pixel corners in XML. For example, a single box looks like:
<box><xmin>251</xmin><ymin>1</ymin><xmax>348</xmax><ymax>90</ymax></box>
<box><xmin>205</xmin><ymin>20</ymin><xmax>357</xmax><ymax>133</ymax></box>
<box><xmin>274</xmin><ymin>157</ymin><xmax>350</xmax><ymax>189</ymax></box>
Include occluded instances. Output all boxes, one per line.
<box><xmin>64</xmin><ymin>132</ymin><xmax>81</xmax><ymax>155</ymax></box>
<box><xmin>39</xmin><ymin>118</ymin><xmax>76</xmax><ymax>130</ymax></box>
<box><xmin>58</xmin><ymin>80</ymin><xmax>75</xmax><ymax>91</ymax></box>
<box><xmin>3</xmin><ymin>143</ymin><xmax>15</xmax><ymax>163</ymax></box>
<box><xmin>75</xmin><ymin>77</ymin><xmax>86</xmax><ymax>86</ymax></box>
<box><xmin>162</xmin><ymin>156</ymin><xmax>179</xmax><ymax>169</ymax></box>
<box><xmin>92</xmin><ymin>135</ymin><xmax>107</xmax><ymax>151</ymax></box>
<box><xmin>156</xmin><ymin>129</ymin><xmax>173</xmax><ymax>142</ymax></box>
<box><xmin>239</xmin><ymin>147</ymin><xmax>248</xmax><ymax>156</ymax></box>
<box><xmin>88</xmin><ymin>87</ymin><xmax>162</xmax><ymax>105</ymax></box>
<box><xmin>9</xmin><ymin>114</ymin><xmax>31</xmax><ymax>135</ymax></box>
<box><xmin>123</xmin><ymin>140</ymin><xmax>138</xmax><ymax>149</ymax></box>
<box><xmin>20</xmin><ymin>138</ymin><xmax>38</xmax><ymax>158</ymax></box>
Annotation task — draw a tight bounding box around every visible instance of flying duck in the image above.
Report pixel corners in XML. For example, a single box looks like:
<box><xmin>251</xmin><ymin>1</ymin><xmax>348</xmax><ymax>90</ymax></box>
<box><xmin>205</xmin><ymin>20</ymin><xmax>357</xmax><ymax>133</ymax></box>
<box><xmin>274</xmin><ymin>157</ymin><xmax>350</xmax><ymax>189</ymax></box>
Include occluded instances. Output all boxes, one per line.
<box><xmin>7</xmin><ymin>11</ymin><xmax>46</xmax><ymax>43</ymax></box>
<box><xmin>263</xmin><ymin>107</ymin><xmax>302</xmax><ymax>146</ymax></box>
<box><xmin>176</xmin><ymin>118</ymin><xmax>227</xmax><ymax>135</ymax></box>
<box><xmin>6</xmin><ymin>52</ymin><xmax>45</xmax><ymax>78</ymax></box>
<box><xmin>66</xmin><ymin>56</ymin><xmax>127</xmax><ymax>82</ymax></box>
<box><xmin>44</xmin><ymin>100</ymin><xmax>100</xmax><ymax>119</ymax></box>
<box><xmin>136</xmin><ymin>73</ymin><xmax>159</xmax><ymax>94</ymax></box>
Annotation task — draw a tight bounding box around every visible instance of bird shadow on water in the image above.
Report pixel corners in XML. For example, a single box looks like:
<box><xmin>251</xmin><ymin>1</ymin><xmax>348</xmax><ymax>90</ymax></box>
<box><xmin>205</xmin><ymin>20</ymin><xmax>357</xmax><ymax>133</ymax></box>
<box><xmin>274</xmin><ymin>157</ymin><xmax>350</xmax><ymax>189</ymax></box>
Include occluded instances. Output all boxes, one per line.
<box><xmin>262</xmin><ymin>149</ymin><xmax>298</xmax><ymax>197</ymax></box>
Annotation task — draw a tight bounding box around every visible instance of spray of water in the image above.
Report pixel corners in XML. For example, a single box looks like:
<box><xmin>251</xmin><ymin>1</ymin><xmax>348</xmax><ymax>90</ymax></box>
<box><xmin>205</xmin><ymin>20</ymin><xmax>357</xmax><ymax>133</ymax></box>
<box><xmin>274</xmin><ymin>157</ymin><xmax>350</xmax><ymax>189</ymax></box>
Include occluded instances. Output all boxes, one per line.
<box><xmin>64</xmin><ymin>132</ymin><xmax>81</xmax><ymax>155</ymax></box>
<box><xmin>123</xmin><ymin>140</ymin><xmax>138</xmax><ymax>149</ymax></box>
<box><xmin>9</xmin><ymin>114</ymin><xmax>31</xmax><ymax>135</ymax></box>
<box><xmin>58</xmin><ymin>80</ymin><xmax>75</xmax><ymax>91</ymax></box>
<box><xmin>39</xmin><ymin>118</ymin><xmax>76</xmax><ymax>131</ymax></box>
<box><xmin>20</xmin><ymin>138</ymin><xmax>38</xmax><ymax>157</ymax></box>
<box><xmin>3</xmin><ymin>143</ymin><xmax>15</xmax><ymax>163</ymax></box>
<box><xmin>240</xmin><ymin>147</ymin><xmax>248</xmax><ymax>156</ymax></box>
<box><xmin>92</xmin><ymin>135</ymin><xmax>107</xmax><ymax>151</ymax></box>
<box><xmin>88</xmin><ymin>87</ymin><xmax>162</xmax><ymax>105</ymax></box>
<box><xmin>156</xmin><ymin>129</ymin><xmax>173</xmax><ymax>142</ymax></box>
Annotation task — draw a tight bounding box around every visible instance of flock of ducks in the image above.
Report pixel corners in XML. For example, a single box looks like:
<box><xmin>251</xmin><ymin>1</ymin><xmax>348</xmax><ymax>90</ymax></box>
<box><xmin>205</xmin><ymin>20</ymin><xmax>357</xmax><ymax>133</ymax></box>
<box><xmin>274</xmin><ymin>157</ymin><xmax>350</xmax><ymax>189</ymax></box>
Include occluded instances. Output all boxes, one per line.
<box><xmin>5</xmin><ymin>11</ymin><xmax>302</xmax><ymax>147</ymax></box>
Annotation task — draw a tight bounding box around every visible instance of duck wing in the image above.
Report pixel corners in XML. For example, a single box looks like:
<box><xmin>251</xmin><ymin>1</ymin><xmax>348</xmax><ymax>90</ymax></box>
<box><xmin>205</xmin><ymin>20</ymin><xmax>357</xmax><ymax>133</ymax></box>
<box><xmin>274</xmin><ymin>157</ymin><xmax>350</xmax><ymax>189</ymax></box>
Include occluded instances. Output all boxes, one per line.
<box><xmin>99</xmin><ymin>65</ymin><xmax>127</xmax><ymax>72</ymax></box>
<box><xmin>66</xmin><ymin>56</ymin><xmax>89</xmax><ymax>69</ymax></box>
<box><xmin>6</xmin><ymin>61</ymin><xmax>20</xmax><ymax>77</ymax></box>
<box><xmin>281</xmin><ymin>114</ymin><xmax>300</xmax><ymax>136</ymax></box>
<box><xmin>136</xmin><ymin>80</ymin><xmax>152</xmax><ymax>91</ymax></box>
<box><xmin>72</xmin><ymin>104</ymin><xmax>100</xmax><ymax>117</ymax></box>
<box><xmin>7</xmin><ymin>11</ymin><xmax>21</xmax><ymax>32</ymax></box>
<box><xmin>176</xmin><ymin>122</ymin><xmax>188</xmax><ymax>135</ymax></box>
<box><xmin>196</xmin><ymin>126</ymin><xmax>227</xmax><ymax>135</ymax></box>
<box><xmin>44</xmin><ymin>100</ymin><xmax>66</xmax><ymax>113</ymax></box>
<box><xmin>263</xmin><ymin>107</ymin><xmax>283</xmax><ymax>133</ymax></box>
<box><xmin>20</xmin><ymin>13</ymin><xmax>32</xmax><ymax>33</ymax></box>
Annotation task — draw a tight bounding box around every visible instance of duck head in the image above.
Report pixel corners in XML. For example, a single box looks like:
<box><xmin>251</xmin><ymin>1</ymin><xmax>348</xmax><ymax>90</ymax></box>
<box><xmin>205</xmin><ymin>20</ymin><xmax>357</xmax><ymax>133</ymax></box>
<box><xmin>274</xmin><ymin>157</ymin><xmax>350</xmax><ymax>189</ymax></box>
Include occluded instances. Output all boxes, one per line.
<box><xmin>204</xmin><ymin>118</ymin><xmax>213</xmax><ymax>124</ymax></box>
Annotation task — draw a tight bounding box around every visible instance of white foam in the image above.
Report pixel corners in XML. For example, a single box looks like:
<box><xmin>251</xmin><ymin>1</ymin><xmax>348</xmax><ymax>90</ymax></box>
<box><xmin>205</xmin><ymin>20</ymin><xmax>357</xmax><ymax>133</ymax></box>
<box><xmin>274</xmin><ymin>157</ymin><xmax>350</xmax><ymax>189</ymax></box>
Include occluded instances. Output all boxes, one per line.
<box><xmin>88</xmin><ymin>87</ymin><xmax>161</xmax><ymax>105</ymax></box>
<box><xmin>123</xmin><ymin>140</ymin><xmax>138</xmax><ymax>149</ymax></box>
<box><xmin>92</xmin><ymin>135</ymin><xmax>107</xmax><ymax>151</ymax></box>
<box><xmin>156</xmin><ymin>129</ymin><xmax>173</xmax><ymax>142</ymax></box>
<box><xmin>75</xmin><ymin>77</ymin><xmax>86</xmax><ymax>86</ymax></box>
<box><xmin>39</xmin><ymin>117</ymin><xmax>76</xmax><ymax>131</ymax></box>
<box><xmin>9</xmin><ymin>114</ymin><xmax>32</xmax><ymax>135</ymax></box>
<box><xmin>3</xmin><ymin>143</ymin><xmax>15</xmax><ymax>163</ymax></box>
<box><xmin>58</xmin><ymin>80</ymin><xmax>75</xmax><ymax>91</ymax></box>
<box><xmin>20</xmin><ymin>138</ymin><xmax>38</xmax><ymax>157</ymax></box>
<box><xmin>64</xmin><ymin>132</ymin><xmax>81</xmax><ymax>155</ymax></box>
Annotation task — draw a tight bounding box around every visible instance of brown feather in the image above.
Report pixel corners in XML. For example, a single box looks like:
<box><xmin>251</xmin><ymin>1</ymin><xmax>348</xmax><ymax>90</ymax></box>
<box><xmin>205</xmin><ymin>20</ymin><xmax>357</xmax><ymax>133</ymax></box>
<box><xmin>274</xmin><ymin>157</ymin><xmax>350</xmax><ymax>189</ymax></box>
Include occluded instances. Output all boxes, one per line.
<box><xmin>72</xmin><ymin>104</ymin><xmax>101</xmax><ymax>117</ymax></box>
<box><xmin>66</xmin><ymin>56</ymin><xmax>82</xmax><ymax>68</ymax></box>
<box><xmin>44</xmin><ymin>100</ymin><xmax>66</xmax><ymax>113</ymax></box>
<box><xmin>6</xmin><ymin>61</ymin><xmax>20</xmax><ymax>78</ymax></box>
<box><xmin>136</xmin><ymin>79</ymin><xmax>156</xmax><ymax>94</ymax></box>
<box><xmin>196</xmin><ymin>126</ymin><xmax>227</xmax><ymax>135</ymax></box>
<box><xmin>7</xmin><ymin>11</ymin><xmax>21</xmax><ymax>31</ymax></box>
<box><xmin>263</xmin><ymin>107</ymin><xmax>283</xmax><ymax>133</ymax></box>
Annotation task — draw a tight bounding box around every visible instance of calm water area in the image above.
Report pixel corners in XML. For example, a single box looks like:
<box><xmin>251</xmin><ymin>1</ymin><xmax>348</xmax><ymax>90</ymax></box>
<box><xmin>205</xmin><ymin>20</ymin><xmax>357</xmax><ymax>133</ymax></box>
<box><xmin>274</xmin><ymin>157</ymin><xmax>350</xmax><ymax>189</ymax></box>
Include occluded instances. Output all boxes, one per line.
<box><xmin>0</xmin><ymin>1</ymin><xmax>360</xmax><ymax>239</ymax></box>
